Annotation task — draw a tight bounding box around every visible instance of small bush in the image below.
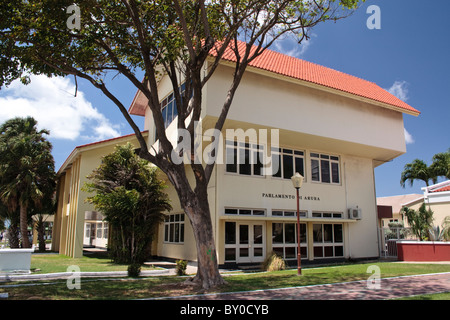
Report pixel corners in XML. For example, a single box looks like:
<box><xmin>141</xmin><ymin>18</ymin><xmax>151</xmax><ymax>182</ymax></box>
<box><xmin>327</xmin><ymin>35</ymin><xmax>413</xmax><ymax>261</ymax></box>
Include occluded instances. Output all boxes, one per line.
<box><xmin>127</xmin><ymin>263</ymin><xmax>141</xmax><ymax>277</ymax></box>
<box><xmin>262</xmin><ymin>253</ymin><xmax>286</xmax><ymax>272</ymax></box>
<box><xmin>175</xmin><ymin>260</ymin><xmax>188</xmax><ymax>276</ymax></box>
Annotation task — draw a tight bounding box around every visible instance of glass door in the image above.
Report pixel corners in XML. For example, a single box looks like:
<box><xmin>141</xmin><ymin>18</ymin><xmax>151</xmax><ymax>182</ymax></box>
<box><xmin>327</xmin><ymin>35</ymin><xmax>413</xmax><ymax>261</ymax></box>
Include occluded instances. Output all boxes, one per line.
<box><xmin>237</xmin><ymin>223</ymin><xmax>265</xmax><ymax>263</ymax></box>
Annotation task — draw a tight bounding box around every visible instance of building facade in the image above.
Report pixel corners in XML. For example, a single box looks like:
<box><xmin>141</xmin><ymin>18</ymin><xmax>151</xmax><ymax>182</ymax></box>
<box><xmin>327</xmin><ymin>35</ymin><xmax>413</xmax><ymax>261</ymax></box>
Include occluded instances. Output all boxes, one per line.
<box><xmin>53</xmin><ymin>133</ymin><xmax>147</xmax><ymax>258</ymax></box>
<box><xmin>54</xmin><ymin>44</ymin><xmax>420</xmax><ymax>264</ymax></box>
<box><xmin>128</xmin><ymin>46</ymin><xmax>420</xmax><ymax>265</ymax></box>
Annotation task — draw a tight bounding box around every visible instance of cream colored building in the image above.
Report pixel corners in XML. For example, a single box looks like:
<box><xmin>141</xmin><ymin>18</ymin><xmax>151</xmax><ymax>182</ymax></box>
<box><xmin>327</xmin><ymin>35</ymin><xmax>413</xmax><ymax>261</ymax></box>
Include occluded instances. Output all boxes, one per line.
<box><xmin>403</xmin><ymin>181</ymin><xmax>450</xmax><ymax>231</ymax></box>
<box><xmin>54</xmin><ymin>44</ymin><xmax>420</xmax><ymax>264</ymax></box>
<box><xmin>127</xmin><ymin>45</ymin><xmax>420</xmax><ymax>265</ymax></box>
<box><xmin>377</xmin><ymin>194</ymin><xmax>422</xmax><ymax>227</ymax></box>
<box><xmin>53</xmin><ymin>132</ymin><xmax>148</xmax><ymax>258</ymax></box>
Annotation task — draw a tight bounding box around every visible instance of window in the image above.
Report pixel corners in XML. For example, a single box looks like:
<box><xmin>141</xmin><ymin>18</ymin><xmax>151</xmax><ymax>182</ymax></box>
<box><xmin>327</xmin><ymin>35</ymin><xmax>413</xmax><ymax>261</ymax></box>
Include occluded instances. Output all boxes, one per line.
<box><xmin>225</xmin><ymin>208</ymin><xmax>266</xmax><ymax>216</ymax></box>
<box><xmin>225</xmin><ymin>141</ymin><xmax>264</xmax><ymax>176</ymax></box>
<box><xmin>311</xmin><ymin>212</ymin><xmax>343</xmax><ymax>219</ymax></box>
<box><xmin>155</xmin><ymin>83</ymin><xmax>187</xmax><ymax>143</ymax></box>
<box><xmin>85</xmin><ymin>223</ymin><xmax>91</xmax><ymax>238</ymax></box>
<box><xmin>272</xmin><ymin>148</ymin><xmax>305</xmax><ymax>179</ymax></box>
<box><xmin>272</xmin><ymin>223</ymin><xmax>307</xmax><ymax>260</ymax></box>
<box><xmin>272</xmin><ymin>210</ymin><xmax>307</xmax><ymax>218</ymax></box>
<box><xmin>103</xmin><ymin>222</ymin><xmax>108</xmax><ymax>239</ymax></box>
<box><xmin>164</xmin><ymin>213</ymin><xmax>185</xmax><ymax>243</ymax></box>
<box><xmin>96</xmin><ymin>223</ymin><xmax>102</xmax><ymax>239</ymax></box>
<box><xmin>310</xmin><ymin>153</ymin><xmax>340</xmax><ymax>184</ymax></box>
<box><xmin>312</xmin><ymin>223</ymin><xmax>344</xmax><ymax>258</ymax></box>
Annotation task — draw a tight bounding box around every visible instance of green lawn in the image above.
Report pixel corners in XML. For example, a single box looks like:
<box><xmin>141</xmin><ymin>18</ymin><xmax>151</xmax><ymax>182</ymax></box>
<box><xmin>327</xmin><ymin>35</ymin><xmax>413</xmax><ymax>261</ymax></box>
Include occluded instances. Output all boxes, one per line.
<box><xmin>1</xmin><ymin>254</ymin><xmax>449</xmax><ymax>300</ymax></box>
<box><xmin>30</xmin><ymin>252</ymin><xmax>157</xmax><ymax>273</ymax></box>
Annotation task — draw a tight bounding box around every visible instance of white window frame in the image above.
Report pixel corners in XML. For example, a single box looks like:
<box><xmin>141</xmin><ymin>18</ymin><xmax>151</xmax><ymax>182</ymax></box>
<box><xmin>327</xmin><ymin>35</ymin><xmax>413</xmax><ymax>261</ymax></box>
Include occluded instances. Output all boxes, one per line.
<box><xmin>164</xmin><ymin>213</ymin><xmax>185</xmax><ymax>244</ymax></box>
<box><xmin>310</xmin><ymin>152</ymin><xmax>340</xmax><ymax>184</ymax></box>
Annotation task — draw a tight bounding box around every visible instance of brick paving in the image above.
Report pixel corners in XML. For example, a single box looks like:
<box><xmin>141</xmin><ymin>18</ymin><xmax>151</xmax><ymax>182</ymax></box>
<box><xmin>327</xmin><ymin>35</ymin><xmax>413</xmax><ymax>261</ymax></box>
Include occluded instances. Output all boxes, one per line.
<box><xmin>166</xmin><ymin>272</ymin><xmax>450</xmax><ymax>300</ymax></box>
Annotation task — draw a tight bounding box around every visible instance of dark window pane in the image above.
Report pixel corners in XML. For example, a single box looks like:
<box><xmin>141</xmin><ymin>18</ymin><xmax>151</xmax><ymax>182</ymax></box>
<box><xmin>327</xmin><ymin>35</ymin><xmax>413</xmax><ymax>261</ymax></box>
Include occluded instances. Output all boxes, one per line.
<box><xmin>334</xmin><ymin>224</ymin><xmax>343</xmax><ymax>243</ymax></box>
<box><xmin>272</xmin><ymin>211</ymin><xmax>283</xmax><ymax>216</ymax></box>
<box><xmin>169</xmin><ymin>224</ymin><xmax>174</xmax><ymax>242</ymax></box>
<box><xmin>174</xmin><ymin>224</ymin><xmax>179</xmax><ymax>242</ymax></box>
<box><xmin>166</xmin><ymin>101</ymin><xmax>173</xmax><ymax>127</ymax></box>
<box><xmin>226</xmin><ymin>147</ymin><xmax>237</xmax><ymax>173</ymax></box>
<box><xmin>239</xmin><ymin>225</ymin><xmax>249</xmax><ymax>244</ymax></box>
<box><xmin>314</xmin><ymin>246</ymin><xmax>323</xmax><ymax>257</ymax></box>
<box><xmin>335</xmin><ymin>246</ymin><xmax>344</xmax><ymax>257</ymax></box>
<box><xmin>272</xmin><ymin>153</ymin><xmax>282</xmax><ymax>177</ymax></box>
<box><xmin>300</xmin><ymin>224</ymin><xmax>307</xmax><ymax>243</ymax></box>
<box><xmin>324</xmin><ymin>246</ymin><xmax>334</xmax><ymax>257</ymax></box>
<box><xmin>313</xmin><ymin>224</ymin><xmax>322</xmax><ymax>243</ymax></box>
<box><xmin>332</xmin><ymin>162</ymin><xmax>340</xmax><ymax>183</ymax></box>
<box><xmin>283</xmin><ymin>154</ymin><xmax>294</xmax><ymax>179</ymax></box>
<box><xmin>272</xmin><ymin>223</ymin><xmax>284</xmax><ymax>244</ymax></box>
<box><xmin>239</xmin><ymin>248</ymin><xmax>249</xmax><ymax>257</ymax></box>
<box><xmin>323</xmin><ymin>224</ymin><xmax>333</xmax><ymax>243</ymax></box>
<box><xmin>254</xmin><ymin>225</ymin><xmax>263</xmax><ymax>244</ymax></box>
<box><xmin>285</xmin><ymin>224</ymin><xmax>295</xmax><ymax>244</ymax></box>
<box><xmin>300</xmin><ymin>247</ymin><xmax>307</xmax><ymax>257</ymax></box>
<box><xmin>295</xmin><ymin>157</ymin><xmax>304</xmax><ymax>176</ymax></box>
<box><xmin>225</xmin><ymin>208</ymin><xmax>238</xmax><ymax>215</ymax></box>
<box><xmin>225</xmin><ymin>248</ymin><xmax>236</xmax><ymax>261</ymax></box>
<box><xmin>285</xmin><ymin>247</ymin><xmax>296</xmax><ymax>259</ymax></box>
<box><xmin>225</xmin><ymin>222</ymin><xmax>236</xmax><ymax>244</ymax></box>
<box><xmin>321</xmin><ymin>160</ymin><xmax>330</xmax><ymax>183</ymax></box>
<box><xmin>254</xmin><ymin>248</ymin><xmax>263</xmax><ymax>257</ymax></box>
<box><xmin>254</xmin><ymin>151</ymin><xmax>263</xmax><ymax>176</ymax></box>
<box><xmin>239</xmin><ymin>148</ymin><xmax>251</xmax><ymax>175</ymax></box>
<box><xmin>311</xmin><ymin>159</ymin><xmax>320</xmax><ymax>181</ymax></box>
<box><xmin>273</xmin><ymin>247</ymin><xmax>284</xmax><ymax>257</ymax></box>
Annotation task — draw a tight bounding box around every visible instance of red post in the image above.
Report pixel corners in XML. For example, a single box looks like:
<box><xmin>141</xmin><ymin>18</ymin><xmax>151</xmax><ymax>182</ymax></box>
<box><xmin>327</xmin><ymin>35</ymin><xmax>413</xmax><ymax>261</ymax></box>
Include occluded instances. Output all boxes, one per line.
<box><xmin>296</xmin><ymin>188</ymin><xmax>302</xmax><ymax>276</ymax></box>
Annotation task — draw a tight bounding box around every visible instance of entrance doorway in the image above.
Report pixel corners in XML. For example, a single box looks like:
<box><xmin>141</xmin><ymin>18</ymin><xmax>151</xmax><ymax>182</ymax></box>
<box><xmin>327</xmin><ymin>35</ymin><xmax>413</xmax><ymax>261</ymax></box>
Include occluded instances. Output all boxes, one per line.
<box><xmin>225</xmin><ymin>222</ymin><xmax>265</xmax><ymax>264</ymax></box>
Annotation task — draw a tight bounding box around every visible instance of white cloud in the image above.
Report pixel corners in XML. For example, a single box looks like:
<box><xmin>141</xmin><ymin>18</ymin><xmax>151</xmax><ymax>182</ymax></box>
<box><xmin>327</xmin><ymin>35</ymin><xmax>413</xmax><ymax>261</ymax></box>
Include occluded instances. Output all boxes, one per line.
<box><xmin>386</xmin><ymin>81</ymin><xmax>414</xmax><ymax>145</ymax></box>
<box><xmin>387</xmin><ymin>80</ymin><xmax>409</xmax><ymax>102</ymax></box>
<box><xmin>0</xmin><ymin>75</ymin><xmax>121</xmax><ymax>141</ymax></box>
<box><xmin>404</xmin><ymin>128</ymin><xmax>414</xmax><ymax>145</ymax></box>
<box><xmin>273</xmin><ymin>33</ymin><xmax>315</xmax><ymax>58</ymax></box>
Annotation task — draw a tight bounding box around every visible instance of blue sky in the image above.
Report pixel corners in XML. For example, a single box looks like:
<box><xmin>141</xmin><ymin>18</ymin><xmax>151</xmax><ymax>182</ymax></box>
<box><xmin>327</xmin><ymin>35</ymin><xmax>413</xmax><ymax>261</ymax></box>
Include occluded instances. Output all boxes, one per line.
<box><xmin>0</xmin><ymin>0</ymin><xmax>448</xmax><ymax>198</ymax></box>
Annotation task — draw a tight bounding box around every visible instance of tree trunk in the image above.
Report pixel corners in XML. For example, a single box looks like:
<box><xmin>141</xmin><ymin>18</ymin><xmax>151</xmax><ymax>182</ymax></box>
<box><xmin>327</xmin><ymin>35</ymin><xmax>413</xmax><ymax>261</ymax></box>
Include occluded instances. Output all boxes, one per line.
<box><xmin>20</xmin><ymin>204</ymin><xmax>30</xmax><ymax>248</ymax></box>
<box><xmin>179</xmin><ymin>187</ymin><xmax>225</xmax><ymax>290</ymax></box>
<box><xmin>36</xmin><ymin>217</ymin><xmax>46</xmax><ymax>251</ymax></box>
<box><xmin>7</xmin><ymin>223</ymin><xmax>20</xmax><ymax>248</ymax></box>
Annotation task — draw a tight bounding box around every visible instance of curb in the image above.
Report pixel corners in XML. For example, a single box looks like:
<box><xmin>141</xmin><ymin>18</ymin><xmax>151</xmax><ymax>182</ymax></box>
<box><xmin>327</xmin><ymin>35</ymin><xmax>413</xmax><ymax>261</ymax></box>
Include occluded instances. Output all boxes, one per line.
<box><xmin>0</xmin><ymin>269</ymin><xmax>170</xmax><ymax>281</ymax></box>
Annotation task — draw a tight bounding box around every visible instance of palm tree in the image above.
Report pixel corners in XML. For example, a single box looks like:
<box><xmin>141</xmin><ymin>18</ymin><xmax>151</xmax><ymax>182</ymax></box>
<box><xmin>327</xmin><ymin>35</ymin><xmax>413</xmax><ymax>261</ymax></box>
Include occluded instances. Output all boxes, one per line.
<box><xmin>400</xmin><ymin>159</ymin><xmax>437</xmax><ymax>188</ymax></box>
<box><xmin>442</xmin><ymin>216</ymin><xmax>450</xmax><ymax>241</ymax></box>
<box><xmin>0</xmin><ymin>117</ymin><xmax>55</xmax><ymax>248</ymax></box>
<box><xmin>84</xmin><ymin>143</ymin><xmax>171</xmax><ymax>264</ymax></box>
<box><xmin>401</xmin><ymin>203</ymin><xmax>434</xmax><ymax>241</ymax></box>
<box><xmin>430</xmin><ymin>149</ymin><xmax>450</xmax><ymax>180</ymax></box>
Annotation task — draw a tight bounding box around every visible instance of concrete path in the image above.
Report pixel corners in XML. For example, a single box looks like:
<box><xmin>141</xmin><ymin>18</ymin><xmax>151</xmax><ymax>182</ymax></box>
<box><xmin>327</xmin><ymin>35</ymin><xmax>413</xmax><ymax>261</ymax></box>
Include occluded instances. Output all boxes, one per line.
<box><xmin>158</xmin><ymin>272</ymin><xmax>450</xmax><ymax>300</ymax></box>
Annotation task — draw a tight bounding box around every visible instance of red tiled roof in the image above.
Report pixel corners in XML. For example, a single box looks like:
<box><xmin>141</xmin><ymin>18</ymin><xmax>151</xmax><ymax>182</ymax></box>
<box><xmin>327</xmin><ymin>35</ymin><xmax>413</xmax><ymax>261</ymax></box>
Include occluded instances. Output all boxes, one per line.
<box><xmin>212</xmin><ymin>41</ymin><xmax>420</xmax><ymax>115</ymax></box>
<box><xmin>129</xmin><ymin>41</ymin><xmax>420</xmax><ymax>116</ymax></box>
<box><xmin>431</xmin><ymin>185</ymin><xmax>450</xmax><ymax>193</ymax></box>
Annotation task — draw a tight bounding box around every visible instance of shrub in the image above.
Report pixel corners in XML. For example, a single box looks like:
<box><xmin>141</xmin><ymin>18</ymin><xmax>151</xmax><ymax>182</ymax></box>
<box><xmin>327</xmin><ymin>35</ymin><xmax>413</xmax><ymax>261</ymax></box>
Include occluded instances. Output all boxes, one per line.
<box><xmin>262</xmin><ymin>252</ymin><xmax>286</xmax><ymax>271</ymax></box>
<box><xmin>175</xmin><ymin>260</ymin><xmax>188</xmax><ymax>276</ymax></box>
<box><xmin>127</xmin><ymin>263</ymin><xmax>141</xmax><ymax>277</ymax></box>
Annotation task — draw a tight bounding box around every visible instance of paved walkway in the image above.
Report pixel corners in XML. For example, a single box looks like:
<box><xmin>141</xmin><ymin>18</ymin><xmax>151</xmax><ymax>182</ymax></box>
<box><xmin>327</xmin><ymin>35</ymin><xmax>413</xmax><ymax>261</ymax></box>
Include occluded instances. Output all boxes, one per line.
<box><xmin>156</xmin><ymin>272</ymin><xmax>450</xmax><ymax>300</ymax></box>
